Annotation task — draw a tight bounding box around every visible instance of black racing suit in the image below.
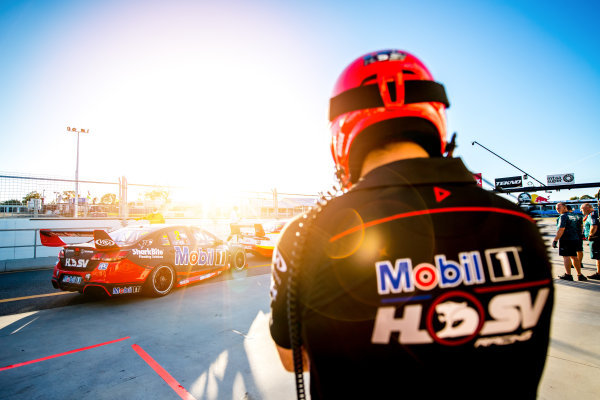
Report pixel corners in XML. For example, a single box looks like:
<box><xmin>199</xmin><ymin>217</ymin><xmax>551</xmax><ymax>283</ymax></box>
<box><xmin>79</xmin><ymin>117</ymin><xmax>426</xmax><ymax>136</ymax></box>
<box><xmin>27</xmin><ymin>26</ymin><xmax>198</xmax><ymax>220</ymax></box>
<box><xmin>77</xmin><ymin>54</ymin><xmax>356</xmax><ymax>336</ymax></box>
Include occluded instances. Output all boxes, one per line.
<box><xmin>270</xmin><ymin>157</ymin><xmax>553</xmax><ymax>399</ymax></box>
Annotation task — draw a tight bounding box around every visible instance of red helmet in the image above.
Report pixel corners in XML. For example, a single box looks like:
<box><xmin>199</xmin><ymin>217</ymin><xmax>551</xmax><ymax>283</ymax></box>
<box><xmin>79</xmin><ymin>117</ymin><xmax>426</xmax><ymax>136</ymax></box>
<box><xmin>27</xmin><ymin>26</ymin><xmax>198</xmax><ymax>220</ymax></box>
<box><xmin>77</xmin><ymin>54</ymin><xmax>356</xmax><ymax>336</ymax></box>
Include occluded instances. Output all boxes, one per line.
<box><xmin>329</xmin><ymin>50</ymin><xmax>450</xmax><ymax>188</ymax></box>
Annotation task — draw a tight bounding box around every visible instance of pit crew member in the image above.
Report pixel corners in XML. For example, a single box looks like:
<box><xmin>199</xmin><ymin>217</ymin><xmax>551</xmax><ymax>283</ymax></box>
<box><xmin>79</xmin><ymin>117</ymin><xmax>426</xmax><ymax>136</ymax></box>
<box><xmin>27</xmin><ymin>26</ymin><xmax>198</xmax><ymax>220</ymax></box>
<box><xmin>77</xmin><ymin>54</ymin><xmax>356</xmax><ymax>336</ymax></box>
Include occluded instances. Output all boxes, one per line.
<box><xmin>269</xmin><ymin>49</ymin><xmax>554</xmax><ymax>399</ymax></box>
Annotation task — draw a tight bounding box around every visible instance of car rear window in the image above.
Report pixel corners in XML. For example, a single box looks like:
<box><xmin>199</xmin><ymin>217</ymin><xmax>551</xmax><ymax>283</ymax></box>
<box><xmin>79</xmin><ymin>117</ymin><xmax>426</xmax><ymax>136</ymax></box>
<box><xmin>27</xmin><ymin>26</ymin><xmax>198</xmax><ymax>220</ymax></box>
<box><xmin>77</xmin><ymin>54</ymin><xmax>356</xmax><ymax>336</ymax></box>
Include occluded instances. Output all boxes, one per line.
<box><xmin>109</xmin><ymin>227</ymin><xmax>154</xmax><ymax>245</ymax></box>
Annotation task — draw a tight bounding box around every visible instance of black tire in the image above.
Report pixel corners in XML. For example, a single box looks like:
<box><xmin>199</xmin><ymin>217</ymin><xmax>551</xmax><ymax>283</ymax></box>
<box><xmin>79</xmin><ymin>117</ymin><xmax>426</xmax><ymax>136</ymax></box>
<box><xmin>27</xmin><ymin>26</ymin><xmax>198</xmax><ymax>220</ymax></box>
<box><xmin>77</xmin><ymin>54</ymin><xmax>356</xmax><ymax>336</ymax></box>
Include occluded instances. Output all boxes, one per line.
<box><xmin>146</xmin><ymin>265</ymin><xmax>176</xmax><ymax>297</ymax></box>
<box><xmin>230</xmin><ymin>249</ymin><xmax>247</xmax><ymax>273</ymax></box>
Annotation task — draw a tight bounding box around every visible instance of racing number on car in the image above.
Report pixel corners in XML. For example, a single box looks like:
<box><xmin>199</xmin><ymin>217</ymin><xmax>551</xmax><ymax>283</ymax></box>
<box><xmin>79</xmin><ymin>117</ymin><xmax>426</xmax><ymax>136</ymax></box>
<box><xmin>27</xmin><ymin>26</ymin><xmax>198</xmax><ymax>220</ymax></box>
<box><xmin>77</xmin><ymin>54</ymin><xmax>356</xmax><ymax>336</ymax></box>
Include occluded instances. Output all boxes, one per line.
<box><xmin>65</xmin><ymin>258</ymin><xmax>89</xmax><ymax>268</ymax></box>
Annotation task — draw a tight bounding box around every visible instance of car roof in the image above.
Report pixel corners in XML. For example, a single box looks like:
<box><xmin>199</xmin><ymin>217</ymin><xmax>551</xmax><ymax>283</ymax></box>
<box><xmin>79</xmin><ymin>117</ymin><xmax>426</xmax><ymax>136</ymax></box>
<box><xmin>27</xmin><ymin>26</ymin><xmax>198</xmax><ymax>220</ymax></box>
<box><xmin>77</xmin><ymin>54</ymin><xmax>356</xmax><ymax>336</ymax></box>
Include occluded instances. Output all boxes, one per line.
<box><xmin>117</xmin><ymin>224</ymin><xmax>208</xmax><ymax>232</ymax></box>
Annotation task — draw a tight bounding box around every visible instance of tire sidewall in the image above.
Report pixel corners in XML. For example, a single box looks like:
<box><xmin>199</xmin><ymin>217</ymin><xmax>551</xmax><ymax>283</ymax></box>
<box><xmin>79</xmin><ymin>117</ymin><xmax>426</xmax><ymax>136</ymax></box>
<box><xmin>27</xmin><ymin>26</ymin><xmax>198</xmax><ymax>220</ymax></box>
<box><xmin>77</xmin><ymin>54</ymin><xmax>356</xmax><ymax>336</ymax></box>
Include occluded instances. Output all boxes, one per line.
<box><xmin>230</xmin><ymin>249</ymin><xmax>247</xmax><ymax>273</ymax></box>
<box><xmin>147</xmin><ymin>265</ymin><xmax>175</xmax><ymax>297</ymax></box>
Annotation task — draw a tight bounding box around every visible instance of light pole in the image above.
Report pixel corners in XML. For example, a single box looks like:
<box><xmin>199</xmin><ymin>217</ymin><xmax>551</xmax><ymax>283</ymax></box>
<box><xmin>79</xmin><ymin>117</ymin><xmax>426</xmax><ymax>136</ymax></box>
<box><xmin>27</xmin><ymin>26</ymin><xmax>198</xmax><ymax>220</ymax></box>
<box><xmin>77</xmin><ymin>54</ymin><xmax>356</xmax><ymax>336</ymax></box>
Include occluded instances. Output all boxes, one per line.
<box><xmin>67</xmin><ymin>126</ymin><xmax>89</xmax><ymax>217</ymax></box>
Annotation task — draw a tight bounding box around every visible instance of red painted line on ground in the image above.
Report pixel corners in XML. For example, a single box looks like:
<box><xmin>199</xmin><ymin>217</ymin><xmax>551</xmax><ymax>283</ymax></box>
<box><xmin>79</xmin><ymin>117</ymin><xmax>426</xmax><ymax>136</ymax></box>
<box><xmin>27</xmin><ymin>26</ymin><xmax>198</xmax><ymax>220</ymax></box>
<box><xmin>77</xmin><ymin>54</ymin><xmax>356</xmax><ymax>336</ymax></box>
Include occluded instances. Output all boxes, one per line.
<box><xmin>474</xmin><ymin>279</ymin><xmax>552</xmax><ymax>293</ymax></box>
<box><xmin>329</xmin><ymin>206</ymin><xmax>533</xmax><ymax>243</ymax></box>
<box><xmin>132</xmin><ymin>344</ymin><xmax>196</xmax><ymax>400</ymax></box>
<box><xmin>0</xmin><ymin>336</ymin><xmax>130</xmax><ymax>372</ymax></box>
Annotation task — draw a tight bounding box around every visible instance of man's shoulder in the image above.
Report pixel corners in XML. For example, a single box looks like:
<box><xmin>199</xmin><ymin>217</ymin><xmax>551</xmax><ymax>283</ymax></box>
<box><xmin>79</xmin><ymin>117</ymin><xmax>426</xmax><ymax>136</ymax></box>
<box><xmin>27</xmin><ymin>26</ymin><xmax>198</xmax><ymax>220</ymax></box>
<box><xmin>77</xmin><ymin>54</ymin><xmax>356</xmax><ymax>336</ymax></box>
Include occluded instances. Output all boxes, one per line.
<box><xmin>558</xmin><ymin>213</ymin><xmax>568</xmax><ymax>221</ymax></box>
<box><xmin>278</xmin><ymin>214</ymin><xmax>305</xmax><ymax>243</ymax></box>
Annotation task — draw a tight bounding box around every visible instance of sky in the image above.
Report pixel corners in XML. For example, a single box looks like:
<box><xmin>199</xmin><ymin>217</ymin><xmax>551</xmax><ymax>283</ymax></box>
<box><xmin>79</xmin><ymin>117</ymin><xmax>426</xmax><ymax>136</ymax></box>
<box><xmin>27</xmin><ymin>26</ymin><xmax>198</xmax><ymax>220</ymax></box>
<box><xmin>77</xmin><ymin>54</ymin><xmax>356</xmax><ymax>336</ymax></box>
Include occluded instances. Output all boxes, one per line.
<box><xmin>1</xmin><ymin>0</ymin><xmax>599</xmax><ymax>203</ymax></box>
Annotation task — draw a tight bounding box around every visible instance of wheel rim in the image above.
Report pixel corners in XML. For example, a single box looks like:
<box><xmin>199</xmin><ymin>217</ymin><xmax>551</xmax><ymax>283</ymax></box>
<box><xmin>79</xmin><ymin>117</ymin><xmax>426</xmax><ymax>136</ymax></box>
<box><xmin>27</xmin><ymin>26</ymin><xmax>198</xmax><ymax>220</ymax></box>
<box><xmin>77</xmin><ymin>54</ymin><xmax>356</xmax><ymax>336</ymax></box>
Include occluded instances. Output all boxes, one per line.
<box><xmin>233</xmin><ymin>252</ymin><xmax>245</xmax><ymax>271</ymax></box>
<box><xmin>153</xmin><ymin>266</ymin><xmax>174</xmax><ymax>294</ymax></box>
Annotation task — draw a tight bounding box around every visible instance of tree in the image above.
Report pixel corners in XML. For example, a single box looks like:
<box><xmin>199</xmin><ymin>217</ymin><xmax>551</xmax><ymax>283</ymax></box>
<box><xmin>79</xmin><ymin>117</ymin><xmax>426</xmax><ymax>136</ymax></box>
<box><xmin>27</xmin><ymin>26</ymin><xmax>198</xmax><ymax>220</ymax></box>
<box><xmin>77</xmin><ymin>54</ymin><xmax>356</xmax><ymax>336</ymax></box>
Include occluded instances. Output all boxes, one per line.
<box><xmin>1</xmin><ymin>199</ymin><xmax>22</xmax><ymax>205</ymax></box>
<box><xmin>144</xmin><ymin>189</ymin><xmax>170</xmax><ymax>202</ymax></box>
<box><xmin>569</xmin><ymin>196</ymin><xmax>579</xmax><ymax>200</ymax></box>
<box><xmin>62</xmin><ymin>190</ymin><xmax>76</xmax><ymax>199</ymax></box>
<box><xmin>580</xmin><ymin>194</ymin><xmax>593</xmax><ymax>200</ymax></box>
<box><xmin>101</xmin><ymin>193</ymin><xmax>117</xmax><ymax>205</ymax></box>
<box><xmin>23</xmin><ymin>191</ymin><xmax>41</xmax><ymax>204</ymax></box>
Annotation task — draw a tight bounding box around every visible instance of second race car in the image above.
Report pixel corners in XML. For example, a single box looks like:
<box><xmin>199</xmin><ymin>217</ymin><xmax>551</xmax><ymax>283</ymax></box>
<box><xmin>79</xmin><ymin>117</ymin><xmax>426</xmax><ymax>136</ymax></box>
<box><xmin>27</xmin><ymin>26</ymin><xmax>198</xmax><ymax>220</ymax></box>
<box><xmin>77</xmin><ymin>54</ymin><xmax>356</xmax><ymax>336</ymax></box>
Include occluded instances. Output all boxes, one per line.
<box><xmin>40</xmin><ymin>224</ymin><xmax>247</xmax><ymax>297</ymax></box>
<box><xmin>228</xmin><ymin>220</ymin><xmax>287</xmax><ymax>257</ymax></box>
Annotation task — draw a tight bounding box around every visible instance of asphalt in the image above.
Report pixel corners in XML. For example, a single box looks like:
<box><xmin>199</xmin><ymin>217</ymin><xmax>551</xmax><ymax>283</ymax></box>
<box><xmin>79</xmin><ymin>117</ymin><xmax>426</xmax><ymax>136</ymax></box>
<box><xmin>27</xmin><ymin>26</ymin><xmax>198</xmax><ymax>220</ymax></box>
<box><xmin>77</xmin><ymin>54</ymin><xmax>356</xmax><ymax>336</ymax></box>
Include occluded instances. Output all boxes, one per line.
<box><xmin>0</xmin><ymin>219</ymin><xmax>598</xmax><ymax>399</ymax></box>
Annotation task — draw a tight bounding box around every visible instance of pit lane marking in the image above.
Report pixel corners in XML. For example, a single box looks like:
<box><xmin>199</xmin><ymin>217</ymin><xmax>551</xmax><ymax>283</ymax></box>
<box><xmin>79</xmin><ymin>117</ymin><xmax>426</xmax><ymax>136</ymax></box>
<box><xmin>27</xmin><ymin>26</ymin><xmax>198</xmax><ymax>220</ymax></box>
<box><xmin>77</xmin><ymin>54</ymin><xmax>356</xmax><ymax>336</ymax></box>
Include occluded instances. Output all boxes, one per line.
<box><xmin>132</xmin><ymin>344</ymin><xmax>197</xmax><ymax>400</ymax></box>
<box><xmin>0</xmin><ymin>336</ymin><xmax>130</xmax><ymax>372</ymax></box>
<box><xmin>11</xmin><ymin>316</ymin><xmax>39</xmax><ymax>334</ymax></box>
<box><xmin>249</xmin><ymin>263</ymin><xmax>270</xmax><ymax>269</ymax></box>
<box><xmin>0</xmin><ymin>291</ymin><xmax>73</xmax><ymax>303</ymax></box>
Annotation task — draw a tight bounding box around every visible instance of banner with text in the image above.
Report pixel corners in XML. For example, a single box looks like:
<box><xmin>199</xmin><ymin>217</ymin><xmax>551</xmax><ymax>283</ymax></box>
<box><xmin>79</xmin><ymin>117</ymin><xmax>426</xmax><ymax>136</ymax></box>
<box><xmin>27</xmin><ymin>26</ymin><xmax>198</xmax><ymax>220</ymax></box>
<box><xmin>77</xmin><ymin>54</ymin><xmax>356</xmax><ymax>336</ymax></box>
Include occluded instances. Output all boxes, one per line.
<box><xmin>495</xmin><ymin>175</ymin><xmax>522</xmax><ymax>189</ymax></box>
<box><xmin>547</xmin><ymin>173</ymin><xmax>575</xmax><ymax>186</ymax></box>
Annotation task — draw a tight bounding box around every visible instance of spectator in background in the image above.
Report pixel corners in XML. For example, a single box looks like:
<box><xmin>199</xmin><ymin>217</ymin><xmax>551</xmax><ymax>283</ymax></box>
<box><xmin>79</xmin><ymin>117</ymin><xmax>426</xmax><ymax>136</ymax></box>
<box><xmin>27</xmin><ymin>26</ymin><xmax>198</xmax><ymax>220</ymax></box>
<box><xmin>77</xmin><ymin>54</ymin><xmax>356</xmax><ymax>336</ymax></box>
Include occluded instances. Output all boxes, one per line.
<box><xmin>581</xmin><ymin>202</ymin><xmax>600</xmax><ymax>280</ymax></box>
<box><xmin>566</xmin><ymin>204</ymin><xmax>584</xmax><ymax>265</ymax></box>
<box><xmin>553</xmin><ymin>202</ymin><xmax>587</xmax><ymax>281</ymax></box>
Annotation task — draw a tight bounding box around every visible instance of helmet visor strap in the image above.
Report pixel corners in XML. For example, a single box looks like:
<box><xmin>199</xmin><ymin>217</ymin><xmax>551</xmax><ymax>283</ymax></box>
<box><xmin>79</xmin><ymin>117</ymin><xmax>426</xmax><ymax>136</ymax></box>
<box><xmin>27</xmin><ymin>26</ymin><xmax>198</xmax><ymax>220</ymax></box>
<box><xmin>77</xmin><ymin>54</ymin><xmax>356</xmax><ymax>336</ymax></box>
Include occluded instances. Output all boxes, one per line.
<box><xmin>329</xmin><ymin>80</ymin><xmax>449</xmax><ymax>122</ymax></box>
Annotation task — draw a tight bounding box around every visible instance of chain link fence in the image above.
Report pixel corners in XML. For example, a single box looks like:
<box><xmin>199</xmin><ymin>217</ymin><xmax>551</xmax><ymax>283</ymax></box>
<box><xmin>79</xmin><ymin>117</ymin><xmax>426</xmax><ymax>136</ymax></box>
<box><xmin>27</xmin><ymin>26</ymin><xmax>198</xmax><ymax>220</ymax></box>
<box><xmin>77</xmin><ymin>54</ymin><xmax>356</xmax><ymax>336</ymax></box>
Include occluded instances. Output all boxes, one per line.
<box><xmin>0</xmin><ymin>172</ymin><xmax>317</xmax><ymax>220</ymax></box>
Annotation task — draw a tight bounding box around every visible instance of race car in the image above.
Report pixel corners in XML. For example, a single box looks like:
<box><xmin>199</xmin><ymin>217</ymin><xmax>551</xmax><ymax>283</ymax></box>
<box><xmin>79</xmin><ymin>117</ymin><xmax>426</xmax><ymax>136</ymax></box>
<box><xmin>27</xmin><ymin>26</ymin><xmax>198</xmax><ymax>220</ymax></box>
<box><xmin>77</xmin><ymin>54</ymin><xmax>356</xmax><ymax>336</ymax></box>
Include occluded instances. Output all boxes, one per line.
<box><xmin>228</xmin><ymin>221</ymin><xmax>287</xmax><ymax>257</ymax></box>
<box><xmin>40</xmin><ymin>224</ymin><xmax>247</xmax><ymax>297</ymax></box>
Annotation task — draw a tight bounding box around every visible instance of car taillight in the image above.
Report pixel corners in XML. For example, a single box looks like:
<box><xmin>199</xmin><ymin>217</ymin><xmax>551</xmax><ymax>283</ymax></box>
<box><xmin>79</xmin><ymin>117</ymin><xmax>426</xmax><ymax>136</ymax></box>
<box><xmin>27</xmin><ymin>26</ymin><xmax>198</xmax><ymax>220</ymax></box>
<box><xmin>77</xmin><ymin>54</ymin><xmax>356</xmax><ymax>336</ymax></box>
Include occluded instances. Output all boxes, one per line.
<box><xmin>91</xmin><ymin>250</ymin><xmax>129</xmax><ymax>262</ymax></box>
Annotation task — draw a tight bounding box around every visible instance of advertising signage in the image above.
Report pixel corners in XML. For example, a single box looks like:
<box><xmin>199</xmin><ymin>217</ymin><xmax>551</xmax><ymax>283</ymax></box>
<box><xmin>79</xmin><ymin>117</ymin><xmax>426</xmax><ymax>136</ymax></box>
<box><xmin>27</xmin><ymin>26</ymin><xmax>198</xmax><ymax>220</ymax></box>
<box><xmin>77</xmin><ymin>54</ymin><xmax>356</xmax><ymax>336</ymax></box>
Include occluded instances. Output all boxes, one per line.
<box><xmin>473</xmin><ymin>173</ymin><xmax>482</xmax><ymax>187</ymax></box>
<box><xmin>547</xmin><ymin>173</ymin><xmax>575</xmax><ymax>186</ymax></box>
<box><xmin>517</xmin><ymin>193</ymin><xmax>532</xmax><ymax>203</ymax></box>
<box><xmin>495</xmin><ymin>176</ymin><xmax>522</xmax><ymax>189</ymax></box>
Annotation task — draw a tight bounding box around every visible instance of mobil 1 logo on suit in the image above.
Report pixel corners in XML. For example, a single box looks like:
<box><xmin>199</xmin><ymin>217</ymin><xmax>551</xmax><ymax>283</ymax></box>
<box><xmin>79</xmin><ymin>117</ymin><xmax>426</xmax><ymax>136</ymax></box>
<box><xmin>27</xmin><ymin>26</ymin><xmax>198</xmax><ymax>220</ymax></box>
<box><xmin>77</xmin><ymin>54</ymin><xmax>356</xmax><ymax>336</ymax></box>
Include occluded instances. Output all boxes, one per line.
<box><xmin>485</xmin><ymin>247</ymin><xmax>523</xmax><ymax>282</ymax></box>
<box><xmin>372</xmin><ymin>246</ymin><xmax>549</xmax><ymax>347</ymax></box>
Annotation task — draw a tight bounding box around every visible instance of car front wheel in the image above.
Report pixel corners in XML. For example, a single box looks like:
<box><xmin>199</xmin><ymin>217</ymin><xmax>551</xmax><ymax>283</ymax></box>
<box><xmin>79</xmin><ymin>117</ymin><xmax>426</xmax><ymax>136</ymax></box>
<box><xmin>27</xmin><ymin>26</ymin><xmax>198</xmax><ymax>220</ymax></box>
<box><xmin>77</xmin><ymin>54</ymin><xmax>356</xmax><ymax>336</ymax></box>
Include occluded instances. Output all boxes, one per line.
<box><xmin>146</xmin><ymin>265</ymin><xmax>175</xmax><ymax>297</ymax></box>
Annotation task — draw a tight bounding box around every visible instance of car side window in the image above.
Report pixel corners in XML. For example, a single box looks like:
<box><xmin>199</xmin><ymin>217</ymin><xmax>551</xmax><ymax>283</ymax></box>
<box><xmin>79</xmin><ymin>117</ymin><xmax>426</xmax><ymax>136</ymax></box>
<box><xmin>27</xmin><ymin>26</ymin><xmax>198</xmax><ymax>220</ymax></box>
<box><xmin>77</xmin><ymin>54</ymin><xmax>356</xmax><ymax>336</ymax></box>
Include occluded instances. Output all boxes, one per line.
<box><xmin>170</xmin><ymin>229</ymin><xmax>190</xmax><ymax>246</ymax></box>
<box><xmin>192</xmin><ymin>228</ymin><xmax>212</xmax><ymax>246</ymax></box>
<box><xmin>159</xmin><ymin>233</ymin><xmax>170</xmax><ymax>246</ymax></box>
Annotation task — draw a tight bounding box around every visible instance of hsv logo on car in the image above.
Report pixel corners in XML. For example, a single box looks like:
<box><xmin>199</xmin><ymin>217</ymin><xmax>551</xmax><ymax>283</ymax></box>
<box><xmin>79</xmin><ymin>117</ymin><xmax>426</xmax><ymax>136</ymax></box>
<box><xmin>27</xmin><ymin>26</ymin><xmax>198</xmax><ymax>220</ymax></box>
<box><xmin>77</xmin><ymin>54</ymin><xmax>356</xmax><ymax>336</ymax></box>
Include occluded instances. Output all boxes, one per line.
<box><xmin>95</xmin><ymin>238</ymin><xmax>116</xmax><ymax>247</ymax></box>
<box><xmin>64</xmin><ymin>258</ymin><xmax>89</xmax><ymax>268</ymax></box>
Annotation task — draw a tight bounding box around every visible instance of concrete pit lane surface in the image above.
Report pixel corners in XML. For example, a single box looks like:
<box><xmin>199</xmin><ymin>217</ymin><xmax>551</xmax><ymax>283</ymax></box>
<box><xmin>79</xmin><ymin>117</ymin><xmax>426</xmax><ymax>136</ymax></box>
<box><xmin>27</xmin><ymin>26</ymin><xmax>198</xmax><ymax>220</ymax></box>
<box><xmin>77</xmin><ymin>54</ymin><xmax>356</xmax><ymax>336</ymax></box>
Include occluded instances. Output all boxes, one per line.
<box><xmin>0</xmin><ymin>256</ymin><xmax>302</xmax><ymax>400</ymax></box>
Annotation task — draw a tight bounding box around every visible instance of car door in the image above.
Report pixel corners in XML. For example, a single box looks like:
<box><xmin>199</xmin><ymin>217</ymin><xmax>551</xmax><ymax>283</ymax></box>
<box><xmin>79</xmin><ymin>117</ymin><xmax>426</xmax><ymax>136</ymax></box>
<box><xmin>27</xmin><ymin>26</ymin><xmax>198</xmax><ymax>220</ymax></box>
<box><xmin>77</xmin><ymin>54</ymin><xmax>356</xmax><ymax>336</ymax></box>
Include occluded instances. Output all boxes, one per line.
<box><xmin>133</xmin><ymin>229</ymin><xmax>173</xmax><ymax>269</ymax></box>
<box><xmin>191</xmin><ymin>228</ymin><xmax>228</xmax><ymax>273</ymax></box>
<box><xmin>168</xmin><ymin>227</ymin><xmax>194</xmax><ymax>275</ymax></box>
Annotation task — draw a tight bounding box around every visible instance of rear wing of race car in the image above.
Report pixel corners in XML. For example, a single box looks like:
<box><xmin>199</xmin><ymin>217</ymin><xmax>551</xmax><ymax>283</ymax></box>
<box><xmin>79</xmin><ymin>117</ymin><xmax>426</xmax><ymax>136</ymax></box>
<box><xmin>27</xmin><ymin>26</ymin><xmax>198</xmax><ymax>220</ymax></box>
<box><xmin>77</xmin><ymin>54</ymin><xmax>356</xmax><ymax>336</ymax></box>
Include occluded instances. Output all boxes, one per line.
<box><xmin>229</xmin><ymin>223</ymin><xmax>266</xmax><ymax>238</ymax></box>
<box><xmin>39</xmin><ymin>229</ymin><xmax>120</xmax><ymax>250</ymax></box>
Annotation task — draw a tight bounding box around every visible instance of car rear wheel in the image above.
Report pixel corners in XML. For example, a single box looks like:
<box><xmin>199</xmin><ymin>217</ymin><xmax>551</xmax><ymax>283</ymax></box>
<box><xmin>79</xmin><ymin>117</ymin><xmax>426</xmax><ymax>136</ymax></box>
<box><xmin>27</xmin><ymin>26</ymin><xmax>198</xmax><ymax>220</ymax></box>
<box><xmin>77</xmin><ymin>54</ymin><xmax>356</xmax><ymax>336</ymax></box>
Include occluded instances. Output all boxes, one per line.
<box><xmin>230</xmin><ymin>249</ymin><xmax>247</xmax><ymax>273</ymax></box>
<box><xmin>146</xmin><ymin>265</ymin><xmax>175</xmax><ymax>297</ymax></box>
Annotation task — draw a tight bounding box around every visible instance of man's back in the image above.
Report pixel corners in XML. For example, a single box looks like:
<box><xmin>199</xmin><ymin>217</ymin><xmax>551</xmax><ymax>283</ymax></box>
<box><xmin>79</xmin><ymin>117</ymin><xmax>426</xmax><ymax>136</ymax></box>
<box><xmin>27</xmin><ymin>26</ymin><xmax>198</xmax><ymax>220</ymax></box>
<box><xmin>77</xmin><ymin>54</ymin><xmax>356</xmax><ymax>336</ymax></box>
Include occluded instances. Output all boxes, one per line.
<box><xmin>271</xmin><ymin>158</ymin><xmax>553</xmax><ymax>399</ymax></box>
<box><xmin>558</xmin><ymin>213</ymin><xmax>580</xmax><ymax>240</ymax></box>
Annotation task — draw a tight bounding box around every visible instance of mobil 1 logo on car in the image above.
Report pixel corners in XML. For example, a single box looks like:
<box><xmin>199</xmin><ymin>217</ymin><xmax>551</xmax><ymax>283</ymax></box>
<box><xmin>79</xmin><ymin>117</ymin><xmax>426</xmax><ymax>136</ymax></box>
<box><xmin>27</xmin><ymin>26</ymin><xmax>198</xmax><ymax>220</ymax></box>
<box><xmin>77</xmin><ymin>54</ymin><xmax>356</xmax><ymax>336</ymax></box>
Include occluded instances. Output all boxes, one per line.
<box><xmin>371</xmin><ymin>246</ymin><xmax>550</xmax><ymax>347</ymax></box>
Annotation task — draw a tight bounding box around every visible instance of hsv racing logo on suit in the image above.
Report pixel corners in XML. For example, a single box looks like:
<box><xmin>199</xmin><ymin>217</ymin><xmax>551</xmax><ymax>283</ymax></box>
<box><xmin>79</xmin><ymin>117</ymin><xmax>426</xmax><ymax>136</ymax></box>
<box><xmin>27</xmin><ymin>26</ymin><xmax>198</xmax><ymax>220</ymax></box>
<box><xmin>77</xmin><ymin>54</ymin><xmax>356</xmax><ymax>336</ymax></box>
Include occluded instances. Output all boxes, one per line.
<box><xmin>371</xmin><ymin>246</ymin><xmax>550</xmax><ymax>347</ymax></box>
